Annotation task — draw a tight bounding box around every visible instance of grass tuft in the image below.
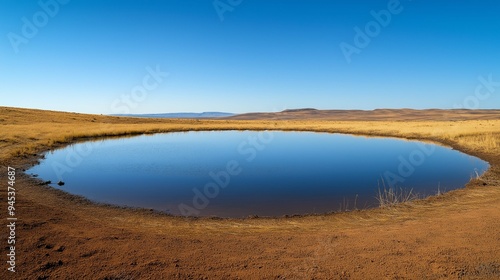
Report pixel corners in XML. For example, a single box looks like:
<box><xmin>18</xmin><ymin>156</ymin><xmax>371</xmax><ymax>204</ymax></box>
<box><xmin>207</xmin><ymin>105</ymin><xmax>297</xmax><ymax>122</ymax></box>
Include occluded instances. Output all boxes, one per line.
<box><xmin>376</xmin><ymin>180</ymin><xmax>420</xmax><ymax>207</ymax></box>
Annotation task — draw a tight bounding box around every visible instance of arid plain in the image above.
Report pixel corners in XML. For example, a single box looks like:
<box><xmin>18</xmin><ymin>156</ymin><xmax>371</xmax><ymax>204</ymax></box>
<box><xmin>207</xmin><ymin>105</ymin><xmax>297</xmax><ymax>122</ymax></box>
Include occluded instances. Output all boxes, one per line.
<box><xmin>1</xmin><ymin>106</ymin><xmax>500</xmax><ymax>279</ymax></box>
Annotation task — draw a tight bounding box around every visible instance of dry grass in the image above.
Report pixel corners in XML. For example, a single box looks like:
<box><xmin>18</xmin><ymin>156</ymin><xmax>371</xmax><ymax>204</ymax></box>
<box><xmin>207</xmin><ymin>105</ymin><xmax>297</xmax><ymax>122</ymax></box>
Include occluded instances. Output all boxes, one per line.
<box><xmin>1</xmin><ymin>107</ymin><xmax>500</xmax><ymax>167</ymax></box>
<box><xmin>455</xmin><ymin>132</ymin><xmax>500</xmax><ymax>152</ymax></box>
<box><xmin>376</xmin><ymin>186</ymin><xmax>420</xmax><ymax>207</ymax></box>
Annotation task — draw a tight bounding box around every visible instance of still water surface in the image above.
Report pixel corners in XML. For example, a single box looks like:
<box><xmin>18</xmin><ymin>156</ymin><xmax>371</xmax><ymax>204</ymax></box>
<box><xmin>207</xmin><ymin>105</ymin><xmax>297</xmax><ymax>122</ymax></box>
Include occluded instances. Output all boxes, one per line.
<box><xmin>27</xmin><ymin>131</ymin><xmax>489</xmax><ymax>217</ymax></box>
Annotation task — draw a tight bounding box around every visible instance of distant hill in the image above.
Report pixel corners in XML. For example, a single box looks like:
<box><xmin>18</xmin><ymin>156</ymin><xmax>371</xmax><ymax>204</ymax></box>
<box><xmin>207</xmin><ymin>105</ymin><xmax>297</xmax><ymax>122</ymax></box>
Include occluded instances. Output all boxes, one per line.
<box><xmin>110</xmin><ymin>109</ymin><xmax>500</xmax><ymax>121</ymax></box>
<box><xmin>281</xmin><ymin>108</ymin><xmax>318</xmax><ymax>113</ymax></box>
<box><xmin>224</xmin><ymin>108</ymin><xmax>500</xmax><ymax>121</ymax></box>
<box><xmin>111</xmin><ymin>112</ymin><xmax>235</xmax><ymax>119</ymax></box>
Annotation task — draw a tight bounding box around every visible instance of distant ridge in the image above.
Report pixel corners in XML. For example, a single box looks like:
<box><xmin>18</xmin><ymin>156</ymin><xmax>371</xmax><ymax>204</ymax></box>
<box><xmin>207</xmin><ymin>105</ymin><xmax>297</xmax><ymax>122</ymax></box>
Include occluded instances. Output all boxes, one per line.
<box><xmin>281</xmin><ymin>108</ymin><xmax>318</xmax><ymax>113</ymax></box>
<box><xmin>225</xmin><ymin>109</ymin><xmax>500</xmax><ymax>121</ymax></box>
<box><xmin>111</xmin><ymin>112</ymin><xmax>235</xmax><ymax>119</ymax></box>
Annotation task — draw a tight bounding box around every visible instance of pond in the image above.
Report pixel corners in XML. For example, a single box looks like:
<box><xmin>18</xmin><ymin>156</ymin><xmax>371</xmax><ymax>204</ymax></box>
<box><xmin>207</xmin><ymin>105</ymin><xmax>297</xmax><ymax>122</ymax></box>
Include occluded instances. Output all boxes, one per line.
<box><xmin>27</xmin><ymin>131</ymin><xmax>489</xmax><ymax>218</ymax></box>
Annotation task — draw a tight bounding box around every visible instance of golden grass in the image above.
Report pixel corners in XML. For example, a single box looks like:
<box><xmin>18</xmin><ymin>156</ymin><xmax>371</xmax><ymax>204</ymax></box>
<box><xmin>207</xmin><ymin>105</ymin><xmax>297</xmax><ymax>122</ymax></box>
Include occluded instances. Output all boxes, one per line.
<box><xmin>1</xmin><ymin>107</ymin><xmax>499</xmax><ymax>167</ymax></box>
<box><xmin>376</xmin><ymin>186</ymin><xmax>420</xmax><ymax>207</ymax></box>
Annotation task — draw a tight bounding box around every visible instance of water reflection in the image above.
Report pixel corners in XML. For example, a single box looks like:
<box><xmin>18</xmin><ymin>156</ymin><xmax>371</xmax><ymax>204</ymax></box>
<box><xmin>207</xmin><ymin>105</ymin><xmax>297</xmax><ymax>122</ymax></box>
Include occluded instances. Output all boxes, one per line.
<box><xmin>27</xmin><ymin>131</ymin><xmax>489</xmax><ymax>218</ymax></box>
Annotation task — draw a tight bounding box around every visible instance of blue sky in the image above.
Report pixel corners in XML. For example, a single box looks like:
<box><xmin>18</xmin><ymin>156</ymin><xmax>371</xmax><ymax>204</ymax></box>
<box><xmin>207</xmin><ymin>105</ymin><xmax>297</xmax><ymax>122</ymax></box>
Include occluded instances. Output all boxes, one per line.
<box><xmin>1</xmin><ymin>0</ymin><xmax>499</xmax><ymax>114</ymax></box>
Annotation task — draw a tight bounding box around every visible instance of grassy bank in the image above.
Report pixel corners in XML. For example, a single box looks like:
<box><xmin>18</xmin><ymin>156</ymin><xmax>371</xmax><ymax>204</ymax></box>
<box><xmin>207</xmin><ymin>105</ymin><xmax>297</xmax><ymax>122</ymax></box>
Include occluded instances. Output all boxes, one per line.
<box><xmin>2</xmin><ymin>107</ymin><xmax>499</xmax><ymax>163</ymax></box>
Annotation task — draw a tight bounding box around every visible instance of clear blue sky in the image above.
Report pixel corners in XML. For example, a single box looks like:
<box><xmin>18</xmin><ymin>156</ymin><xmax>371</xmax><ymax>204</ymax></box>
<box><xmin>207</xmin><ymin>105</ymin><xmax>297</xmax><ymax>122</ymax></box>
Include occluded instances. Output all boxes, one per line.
<box><xmin>1</xmin><ymin>0</ymin><xmax>499</xmax><ymax>114</ymax></box>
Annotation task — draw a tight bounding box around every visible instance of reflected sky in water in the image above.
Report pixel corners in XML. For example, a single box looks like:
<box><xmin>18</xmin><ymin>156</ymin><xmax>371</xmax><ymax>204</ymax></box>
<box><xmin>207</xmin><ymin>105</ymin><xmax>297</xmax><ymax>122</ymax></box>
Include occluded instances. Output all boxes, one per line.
<box><xmin>27</xmin><ymin>131</ymin><xmax>489</xmax><ymax>217</ymax></box>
